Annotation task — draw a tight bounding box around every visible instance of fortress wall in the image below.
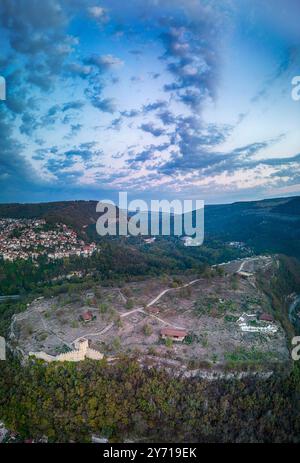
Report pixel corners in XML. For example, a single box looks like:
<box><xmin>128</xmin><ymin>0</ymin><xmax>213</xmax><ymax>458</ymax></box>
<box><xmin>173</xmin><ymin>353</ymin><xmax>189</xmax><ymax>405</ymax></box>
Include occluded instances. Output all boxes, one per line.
<box><xmin>86</xmin><ymin>348</ymin><xmax>104</xmax><ymax>360</ymax></box>
<box><xmin>56</xmin><ymin>350</ymin><xmax>85</xmax><ymax>361</ymax></box>
<box><xmin>29</xmin><ymin>352</ymin><xmax>56</xmax><ymax>362</ymax></box>
<box><xmin>29</xmin><ymin>342</ymin><xmax>104</xmax><ymax>362</ymax></box>
<box><xmin>74</xmin><ymin>339</ymin><xmax>89</xmax><ymax>351</ymax></box>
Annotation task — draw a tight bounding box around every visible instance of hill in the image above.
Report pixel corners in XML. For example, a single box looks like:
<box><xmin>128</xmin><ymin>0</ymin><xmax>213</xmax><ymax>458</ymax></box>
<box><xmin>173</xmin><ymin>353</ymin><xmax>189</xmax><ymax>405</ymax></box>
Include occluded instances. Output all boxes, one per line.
<box><xmin>0</xmin><ymin>201</ymin><xmax>99</xmax><ymax>231</ymax></box>
<box><xmin>204</xmin><ymin>196</ymin><xmax>300</xmax><ymax>258</ymax></box>
<box><xmin>0</xmin><ymin>195</ymin><xmax>300</xmax><ymax>258</ymax></box>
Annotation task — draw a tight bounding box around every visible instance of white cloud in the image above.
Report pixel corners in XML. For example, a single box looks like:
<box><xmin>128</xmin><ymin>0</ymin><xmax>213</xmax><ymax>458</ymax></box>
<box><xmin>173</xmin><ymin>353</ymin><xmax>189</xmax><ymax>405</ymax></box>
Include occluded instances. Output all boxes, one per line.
<box><xmin>88</xmin><ymin>6</ymin><xmax>105</xmax><ymax>19</ymax></box>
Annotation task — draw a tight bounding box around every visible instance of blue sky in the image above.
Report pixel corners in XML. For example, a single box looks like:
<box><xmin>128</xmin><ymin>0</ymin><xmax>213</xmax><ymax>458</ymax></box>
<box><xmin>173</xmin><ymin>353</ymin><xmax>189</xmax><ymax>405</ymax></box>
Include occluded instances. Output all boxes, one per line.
<box><xmin>0</xmin><ymin>0</ymin><xmax>300</xmax><ymax>204</ymax></box>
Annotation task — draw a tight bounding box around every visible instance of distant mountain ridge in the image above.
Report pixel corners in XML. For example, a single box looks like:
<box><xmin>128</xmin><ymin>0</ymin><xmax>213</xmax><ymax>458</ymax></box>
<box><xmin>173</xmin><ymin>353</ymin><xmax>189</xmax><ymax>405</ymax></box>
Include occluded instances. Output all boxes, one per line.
<box><xmin>0</xmin><ymin>195</ymin><xmax>298</xmax><ymax>217</ymax></box>
<box><xmin>0</xmin><ymin>195</ymin><xmax>300</xmax><ymax>258</ymax></box>
<box><xmin>204</xmin><ymin>196</ymin><xmax>300</xmax><ymax>258</ymax></box>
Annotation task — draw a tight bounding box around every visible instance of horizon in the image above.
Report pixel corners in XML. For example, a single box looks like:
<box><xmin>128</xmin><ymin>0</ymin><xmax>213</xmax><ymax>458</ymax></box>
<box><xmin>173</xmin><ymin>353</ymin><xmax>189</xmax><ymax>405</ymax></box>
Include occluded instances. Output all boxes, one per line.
<box><xmin>0</xmin><ymin>192</ymin><xmax>298</xmax><ymax>210</ymax></box>
<box><xmin>1</xmin><ymin>1</ymin><xmax>300</xmax><ymax>204</ymax></box>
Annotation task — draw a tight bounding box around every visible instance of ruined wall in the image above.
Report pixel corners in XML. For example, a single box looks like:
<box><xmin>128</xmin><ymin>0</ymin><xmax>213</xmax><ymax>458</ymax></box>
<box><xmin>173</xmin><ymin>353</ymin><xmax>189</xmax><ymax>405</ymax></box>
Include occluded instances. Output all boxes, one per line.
<box><xmin>29</xmin><ymin>340</ymin><xmax>103</xmax><ymax>362</ymax></box>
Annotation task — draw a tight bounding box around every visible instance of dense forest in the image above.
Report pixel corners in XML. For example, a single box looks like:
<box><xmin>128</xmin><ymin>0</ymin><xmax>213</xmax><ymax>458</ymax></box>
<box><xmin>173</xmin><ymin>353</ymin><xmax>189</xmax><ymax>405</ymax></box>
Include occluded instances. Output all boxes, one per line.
<box><xmin>0</xmin><ymin>357</ymin><xmax>300</xmax><ymax>443</ymax></box>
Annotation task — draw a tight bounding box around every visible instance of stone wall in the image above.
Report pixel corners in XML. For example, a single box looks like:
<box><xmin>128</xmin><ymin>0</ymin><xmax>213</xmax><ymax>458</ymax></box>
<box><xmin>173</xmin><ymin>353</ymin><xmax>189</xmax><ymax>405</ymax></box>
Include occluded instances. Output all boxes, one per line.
<box><xmin>29</xmin><ymin>337</ymin><xmax>104</xmax><ymax>362</ymax></box>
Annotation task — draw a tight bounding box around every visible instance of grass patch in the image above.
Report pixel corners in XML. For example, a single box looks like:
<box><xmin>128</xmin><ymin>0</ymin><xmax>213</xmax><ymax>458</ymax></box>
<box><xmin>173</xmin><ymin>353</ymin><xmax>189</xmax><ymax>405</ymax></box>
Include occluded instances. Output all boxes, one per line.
<box><xmin>224</xmin><ymin>315</ymin><xmax>239</xmax><ymax>322</ymax></box>
<box><xmin>225</xmin><ymin>347</ymin><xmax>277</xmax><ymax>364</ymax></box>
<box><xmin>195</xmin><ymin>296</ymin><xmax>238</xmax><ymax>318</ymax></box>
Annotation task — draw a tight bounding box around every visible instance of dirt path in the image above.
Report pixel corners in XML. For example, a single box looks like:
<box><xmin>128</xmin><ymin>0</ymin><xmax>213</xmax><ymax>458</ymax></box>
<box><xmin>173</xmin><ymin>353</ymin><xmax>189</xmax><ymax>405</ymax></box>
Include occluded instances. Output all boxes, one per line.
<box><xmin>120</xmin><ymin>307</ymin><xmax>144</xmax><ymax>318</ymax></box>
<box><xmin>72</xmin><ymin>322</ymin><xmax>114</xmax><ymax>345</ymax></box>
<box><xmin>38</xmin><ymin>311</ymin><xmax>72</xmax><ymax>348</ymax></box>
<box><xmin>147</xmin><ymin>278</ymin><xmax>201</xmax><ymax>307</ymax></box>
<box><xmin>237</xmin><ymin>260</ymin><xmax>246</xmax><ymax>272</ymax></box>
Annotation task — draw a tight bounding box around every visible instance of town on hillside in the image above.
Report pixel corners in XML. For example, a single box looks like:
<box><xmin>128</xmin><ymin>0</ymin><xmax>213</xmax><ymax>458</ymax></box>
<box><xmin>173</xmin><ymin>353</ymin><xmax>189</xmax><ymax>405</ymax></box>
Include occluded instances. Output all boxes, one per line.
<box><xmin>0</xmin><ymin>219</ymin><xmax>97</xmax><ymax>262</ymax></box>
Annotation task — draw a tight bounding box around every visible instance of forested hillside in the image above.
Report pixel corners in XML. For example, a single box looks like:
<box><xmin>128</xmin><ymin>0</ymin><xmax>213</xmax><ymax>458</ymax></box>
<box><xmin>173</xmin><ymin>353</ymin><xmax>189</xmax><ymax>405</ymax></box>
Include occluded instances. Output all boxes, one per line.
<box><xmin>0</xmin><ymin>357</ymin><xmax>299</xmax><ymax>443</ymax></box>
<box><xmin>1</xmin><ymin>195</ymin><xmax>300</xmax><ymax>258</ymax></box>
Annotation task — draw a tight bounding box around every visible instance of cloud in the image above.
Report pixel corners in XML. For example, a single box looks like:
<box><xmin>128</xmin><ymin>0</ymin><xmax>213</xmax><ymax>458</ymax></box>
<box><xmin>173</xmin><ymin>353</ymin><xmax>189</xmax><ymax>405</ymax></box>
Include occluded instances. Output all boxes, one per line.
<box><xmin>120</xmin><ymin>109</ymin><xmax>140</xmax><ymax>118</ymax></box>
<box><xmin>66</xmin><ymin>123</ymin><xmax>83</xmax><ymax>137</ymax></box>
<box><xmin>90</xmin><ymin>96</ymin><xmax>116</xmax><ymax>113</ymax></box>
<box><xmin>130</xmin><ymin>49</ymin><xmax>142</xmax><ymax>56</ymax></box>
<box><xmin>0</xmin><ymin>0</ymin><xmax>298</xmax><ymax>203</ymax></box>
<box><xmin>130</xmin><ymin>75</ymin><xmax>144</xmax><ymax>83</ymax></box>
<box><xmin>82</xmin><ymin>54</ymin><xmax>123</xmax><ymax>113</ymax></box>
<box><xmin>62</xmin><ymin>101</ymin><xmax>84</xmax><ymax>112</ymax></box>
<box><xmin>126</xmin><ymin>142</ymin><xmax>171</xmax><ymax>168</ymax></box>
<box><xmin>159</xmin><ymin>9</ymin><xmax>221</xmax><ymax>113</ymax></box>
<box><xmin>140</xmin><ymin>122</ymin><xmax>166</xmax><ymax>137</ymax></box>
<box><xmin>19</xmin><ymin>99</ymin><xmax>85</xmax><ymax>136</ymax></box>
<box><xmin>251</xmin><ymin>46</ymin><xmax>300</xmax><ymax>103</ymax></box>
<box><xmin>66</xmin><ymin>62</ymin><xmax>92</xmax><ymax>79</ymax></box>
<box><xmin>87</xmin><ymin>6</ymin><xmax>106</xmax><ymax>19</ymax></box>
<box><xmin>108</xmin><ymin>117</ymin><xmax>122</xmax><ymax>130</ymax></box>
<box><xmin>43</xmin><ymin>141</ymin><xmax>105</xmax><ymax>180</ymax></box>
<box><xmin>20</xmin><ymin>112</ymin><xmax>40</xmax><ymax>136</ymax></box>
<box><xmin>157</xmin><ymin>109</ymin><xmax>176</xmax><ymax>126</ymax></box>
<box><xmin>159</xmin><ymin>124</ymin><xmax>290</xmax><ymax>178</ymax></box>
<box><xmin>150</xmin><ymin>72</ymin><xmax>160</xmax><ymax>79</ymax></box>
<box><xmin>0</xmin><ymin>107</ymin><xmax>42</xmax><ymax>200</ymax></box>
<box><xmin>86</xmin><ymin>54</ymin><xmax>124</xmax><ymax>72</ymax></box>
<box><xmin>0</xmin><ymin>0</ymin><xmax>76</xmax><ymax>95</ymax></box>
<box><xmin>143</xmin><ymin>100</ymin><xmax>168</xmax><ymax>113</ymax></box>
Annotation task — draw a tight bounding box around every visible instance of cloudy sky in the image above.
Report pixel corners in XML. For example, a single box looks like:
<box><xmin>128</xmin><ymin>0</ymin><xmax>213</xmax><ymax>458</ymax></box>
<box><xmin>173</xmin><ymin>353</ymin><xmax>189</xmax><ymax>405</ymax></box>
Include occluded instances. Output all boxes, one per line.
<box><xmin>0</xmin><ymin>0</ymin><xmax>300</xmax><ymax>204</ymax></box>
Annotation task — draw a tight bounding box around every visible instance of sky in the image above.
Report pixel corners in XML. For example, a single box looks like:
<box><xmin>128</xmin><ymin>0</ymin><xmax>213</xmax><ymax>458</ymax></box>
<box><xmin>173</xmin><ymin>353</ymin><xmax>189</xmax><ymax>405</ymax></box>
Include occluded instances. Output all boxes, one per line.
<box><xmin>0</xmin><ymin>0</ymin><xmax>300</xmax><ymax>205</ymax></box>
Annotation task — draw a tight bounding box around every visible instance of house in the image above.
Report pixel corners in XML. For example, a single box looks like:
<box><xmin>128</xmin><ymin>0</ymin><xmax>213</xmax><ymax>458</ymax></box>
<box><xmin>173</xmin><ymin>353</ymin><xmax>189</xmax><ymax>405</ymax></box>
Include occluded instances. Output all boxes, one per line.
<box><xmin>181</xmin><ymin>236</ymin><xmax>194</xmax><ymax>247</ymax></box>
<box><xmin>237</xmin><ymin>313</ymin><xmax>257</xmax><ymax>324</ymax></box>
<box><xmin>144</xmin><ymin>237</ymin><xmax>156</xmax><ymax>244</ymax></box>
<box><xmin>237</xmin><ymin>312</ymin><xmax>278</xmax><ymax>333</ymax></box>
<box><xmin>160</xmin><ymin>327</ymin><xmax>187</xmax><ymax>342</ymax></box>
<box><xmin>259</xmin><ymin>313</ymin><xmax>274</xmax><ymax>322</ymax></box>
<box><xmin>79</xmin><ymin>310</ymin><xmax>95</xmax><ymax>322</ymax></box>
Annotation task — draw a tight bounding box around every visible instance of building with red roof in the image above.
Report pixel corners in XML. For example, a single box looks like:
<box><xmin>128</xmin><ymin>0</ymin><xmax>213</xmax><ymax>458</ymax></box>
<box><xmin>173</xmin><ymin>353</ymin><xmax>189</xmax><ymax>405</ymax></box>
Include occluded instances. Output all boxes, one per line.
<box><xmin>160</xmin><ymin>327</ymin><xmax>187</xmax><ymax>342</ymax></box>
<box><xmin>79</xmin><ymin>310</ymin><xmax>95</xmax><ymax>322</ymax></box>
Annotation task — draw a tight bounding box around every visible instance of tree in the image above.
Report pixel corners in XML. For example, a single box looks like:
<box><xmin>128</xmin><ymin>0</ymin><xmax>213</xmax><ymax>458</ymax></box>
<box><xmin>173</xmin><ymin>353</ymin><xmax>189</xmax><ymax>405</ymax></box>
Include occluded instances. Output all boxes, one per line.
<box><xmin>99</xmin><ymin>302</ymin><xmax>109</xmax><ymax>314</ymax></box>
<box><xmin>125</xmin><ymin>299</ymin><xmax>134</xmax><ymax>310</ymax></box>
<box><xmin>165</xmin><ymin>337</ymin><xmax>173</xmax><ymax>348</ymax></box>
<box><xmin>143</xmin><ymin>324</ymin><xmax>152</xmax><ymax>336</ymax></box>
